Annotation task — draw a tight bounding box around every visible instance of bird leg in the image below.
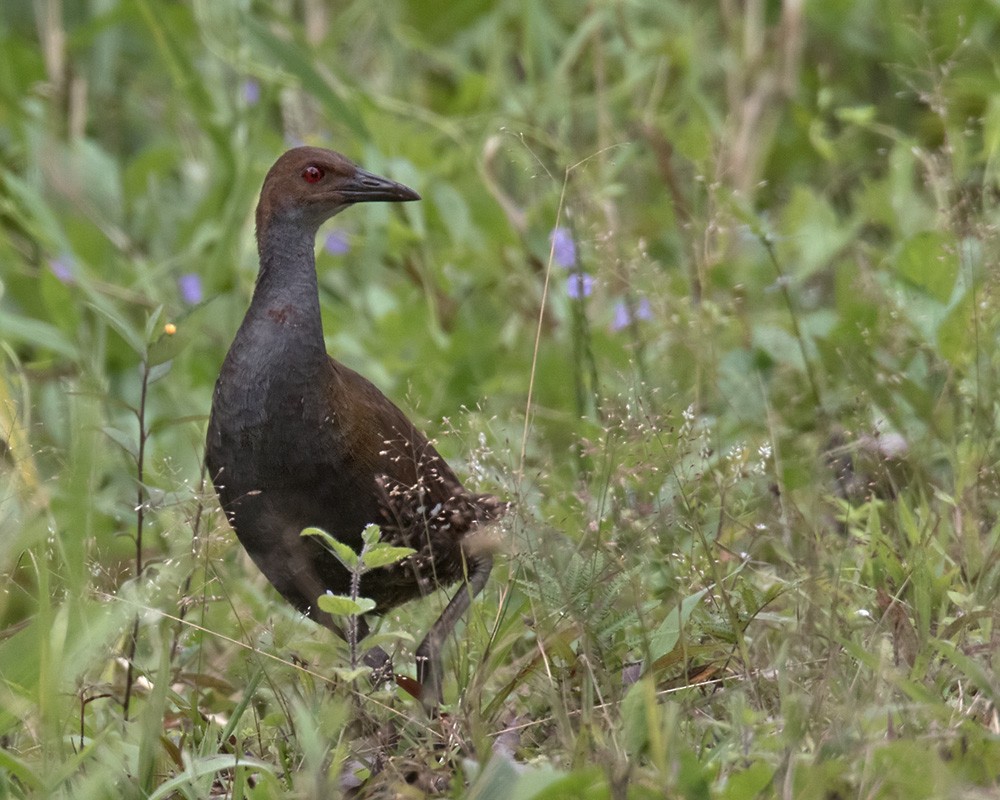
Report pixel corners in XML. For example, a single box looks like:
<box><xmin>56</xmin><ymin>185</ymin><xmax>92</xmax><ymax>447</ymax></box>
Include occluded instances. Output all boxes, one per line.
<box><xmin>415</xmin><ymin>552</ymin><xmax>493</xmax><ymax>708</ymax></box>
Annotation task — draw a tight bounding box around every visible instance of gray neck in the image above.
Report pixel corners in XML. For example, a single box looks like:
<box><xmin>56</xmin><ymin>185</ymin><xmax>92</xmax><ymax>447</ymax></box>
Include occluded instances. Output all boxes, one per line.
<box><xmin>242</xmin><ymin>214</ymin><xmax>327</xmax><ymax>361</ymax></box>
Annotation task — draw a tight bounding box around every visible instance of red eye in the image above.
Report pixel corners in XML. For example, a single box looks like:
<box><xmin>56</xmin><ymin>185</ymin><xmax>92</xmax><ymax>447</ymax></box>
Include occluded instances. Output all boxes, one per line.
<box><xmin>302</xmin><ymin>165</ymin><xmax>324</xmax><ymax>183</ymax></box>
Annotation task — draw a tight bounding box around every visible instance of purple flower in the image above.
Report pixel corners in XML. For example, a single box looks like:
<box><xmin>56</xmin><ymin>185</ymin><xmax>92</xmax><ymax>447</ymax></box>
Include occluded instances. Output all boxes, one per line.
<box><xmin>48</xmin><ymin>255</ymin><xmax>75</xmax><ymax>284</ymax></box>
<box><xmin>242</xmin><ymin>79</ymin><xmax>260</xmax><ymax>105</ymax></box>
<box><xmin>611</xmin><ymin>297</ymin><xmax>653</xmax><ymax>331</ymax></box>
<box><xmin>324</xmin><ymin>230</ymin><xmax>350</xmax><ymax>255</ymax></box>
<box><xmin>178</xmin><ymin>273</ymin><xmax>203</xmax><ymax>305</ymax></box>
<box><xmin>550</xmin><ymin>227</ymin><xmax>576</xmax><ymax>268</ymax></box>
<box><xmin>566</xmin><ymin>272</ymin><xmax>594</xmax><ymax>299</ymax></box>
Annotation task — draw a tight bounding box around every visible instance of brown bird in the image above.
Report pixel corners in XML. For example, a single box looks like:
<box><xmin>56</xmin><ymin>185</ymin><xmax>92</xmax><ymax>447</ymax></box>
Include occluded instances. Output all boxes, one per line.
<box><xmin>206</xmin><ymin>147</ymin><xmax>505</xmax><ymax>706</ymax></box>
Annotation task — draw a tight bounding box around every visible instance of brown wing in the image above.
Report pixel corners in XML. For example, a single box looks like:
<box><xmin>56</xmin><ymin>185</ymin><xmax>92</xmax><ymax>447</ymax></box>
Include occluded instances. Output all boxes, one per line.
<box><xmin>328</xmin><ymin>356</ymin><xmax>463</xmax><ymax>497</ymax></box>
<box><xmin>327</xmin><ymin>357</ymin><xmax>507</xmax><ymax>609</ymax></box>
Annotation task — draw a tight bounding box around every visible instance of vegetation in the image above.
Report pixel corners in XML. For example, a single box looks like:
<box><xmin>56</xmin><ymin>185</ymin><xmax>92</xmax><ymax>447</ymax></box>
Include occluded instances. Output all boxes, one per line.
<box><xmin>2</xmin><ymin>1</ymin><xmax>1000</xmax><ymax>797</ymax></box>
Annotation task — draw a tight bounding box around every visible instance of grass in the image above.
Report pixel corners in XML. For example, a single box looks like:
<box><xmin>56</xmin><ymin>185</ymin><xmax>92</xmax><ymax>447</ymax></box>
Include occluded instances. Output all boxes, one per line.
<box><xmin>3</xmin><ymin>0</ymin><xmax>1000</xmax><ymax>797</ymax></box>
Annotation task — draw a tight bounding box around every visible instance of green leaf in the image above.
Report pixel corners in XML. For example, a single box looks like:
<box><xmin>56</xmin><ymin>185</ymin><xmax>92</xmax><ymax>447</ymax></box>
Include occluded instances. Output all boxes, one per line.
<box><xmin>317</xmin><ymin>593</ymin><xmax>376</xmax><ymax>617</ymax></box>
<box><xmin>720</xmin><ymin>763</ymin><xmax>776</xmax><ymax>800</ymax></box>
<box><xmin>143</xmin><ymin>305</ymin><xmax>165</xmax><ymax>344</ymax></box>
<box><xmin>146</xmin><ymin>755</ymin><xmax>277</xmax><ymax>800</ymax></box>
<box><xmin>779</xmin><ymin>186</ymin><xmax>860</xmax><ymax>278</ymax></box>
<box><xmin>361</xmin><ymin>523</ymin><xmax>382</xmax><ymax>546</ymax></box>
<box><xmin>361</xmin><ymin>545</ymin><xmax>416</xmax><ymax>569</ymax></box>
<box><xmin>0</xmin><ymin>747</ymin><xmax>43</xmax><ymax>791</ymax></box>
<box><xmin>621</xmin><ymin>675</ymin><xmax>655</xmax><ymax>756</ymax></box>
<box><xmin>87</xmin><ymin>299</ymin><xmax>146</xmax><ymax>356</ymax></box>
<box><xmin>0</xmin><ymin>312</ymin><xmax>78</xmax><ymax>359</ymax></box>
<box><xmin>894</xmin><ymin>231</ymin><xmax>958</xmax><ymax>303</ymax></box>
<box><xmin>147</xmin><ymin>296</ymin><xmax>220</xmax><ymax>366</ymax></box>
<box><xmin>431</xmin><ymin>182</ymin><xmax>478</xmax><ymax>246</ymax></box>
<box><xmin>302</xmin><ymin>527</ymin><xmax>358</xmax><ymax>569</ymax></box>
<box><xmin>146</xmin><ymin>360</ymin><xmax>172</xmax><ymax>384</ymax></box>
<box><xmin>101</xmin><ymin>426</ymin><xmax>138</xmax><ymax>460</ymax></box>
<box><xmin>649</xmin><ymin>587</ymin><xmax>708</xmax><ymax>661</ymax></box>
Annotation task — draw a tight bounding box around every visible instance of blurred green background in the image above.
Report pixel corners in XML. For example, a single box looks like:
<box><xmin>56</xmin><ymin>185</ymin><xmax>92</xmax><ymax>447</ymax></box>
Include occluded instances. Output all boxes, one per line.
<box><xmin>3</xmin><ymin>1</ymin><xmax>1000</xmax><ymax>797</ymax></box>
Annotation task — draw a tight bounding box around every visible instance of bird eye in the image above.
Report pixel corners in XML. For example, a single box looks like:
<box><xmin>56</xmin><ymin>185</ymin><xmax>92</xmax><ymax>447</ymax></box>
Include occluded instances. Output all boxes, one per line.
<box><xmin>302</xmin><ymin>165</ymin><xmax>324</xmax><ymax>183</ymax></box>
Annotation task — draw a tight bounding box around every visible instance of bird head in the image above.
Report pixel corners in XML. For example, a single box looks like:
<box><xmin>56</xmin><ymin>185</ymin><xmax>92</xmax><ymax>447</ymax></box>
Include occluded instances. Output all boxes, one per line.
<box><xmin>256</xmin><ymin>146</ymin><xmax>420</xmax><ymax>234</ymax></box>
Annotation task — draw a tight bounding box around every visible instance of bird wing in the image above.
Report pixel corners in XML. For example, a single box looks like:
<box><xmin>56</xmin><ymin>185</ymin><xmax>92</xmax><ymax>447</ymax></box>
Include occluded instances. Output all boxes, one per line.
<box><xmin>327</xmin><ymin>356</ymin><xmax>505</xmax><ymax>541</ymax></box>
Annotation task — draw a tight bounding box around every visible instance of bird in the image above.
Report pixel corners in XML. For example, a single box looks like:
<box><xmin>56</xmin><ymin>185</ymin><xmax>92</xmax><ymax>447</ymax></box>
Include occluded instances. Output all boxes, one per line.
<box><xmin>206</xmin><ymin>146</ymin><xmax>506</xmax><ymax>706</ymax></box>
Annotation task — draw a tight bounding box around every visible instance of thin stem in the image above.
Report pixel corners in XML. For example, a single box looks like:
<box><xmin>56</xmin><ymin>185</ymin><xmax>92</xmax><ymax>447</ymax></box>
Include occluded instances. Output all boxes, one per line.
<box><xmin>348</xmin><ymin>541</ymin><xmax>366</xmax><ymax>671</ymax></box>
<box><xmin>519</xmin><ymin>179</ymin><xmax>567</xmax><ymax>483</ymax></box>
<box><xmin>516</xmin><ymin>142</ymin><xmax>626</xmax><ymax>482</ymax></box>
<box><xmin>122</xmin><ymin>359</ymin><xmax>151</xmax><ymax>722</ymax></box>
<box><xmin>760</xmin><ymin>234</ymin><xmax>825</xmax><ymax>418</ymax></box>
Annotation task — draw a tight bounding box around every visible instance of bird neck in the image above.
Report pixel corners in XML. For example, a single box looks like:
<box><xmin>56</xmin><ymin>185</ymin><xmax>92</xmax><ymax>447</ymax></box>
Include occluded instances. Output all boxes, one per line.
<box><xmin>246</xmin><ymin>214</ymin><xmax>327</xmax><ymax>359</ymax></box>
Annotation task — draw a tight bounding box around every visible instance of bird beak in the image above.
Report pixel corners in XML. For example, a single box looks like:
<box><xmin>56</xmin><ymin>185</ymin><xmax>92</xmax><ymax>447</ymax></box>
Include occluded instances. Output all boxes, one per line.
<box><xmin>340</xmin><ymin>168</ymin><xmax>421</xmax><ymax>204</ymax></box>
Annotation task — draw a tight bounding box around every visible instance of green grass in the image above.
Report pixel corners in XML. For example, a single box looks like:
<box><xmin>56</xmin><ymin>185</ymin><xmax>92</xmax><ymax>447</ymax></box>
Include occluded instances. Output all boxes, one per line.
<box><xmin>3</xmin><ymin>1</ymin><xmax>1000</xmax><ymax>797</ymax></box>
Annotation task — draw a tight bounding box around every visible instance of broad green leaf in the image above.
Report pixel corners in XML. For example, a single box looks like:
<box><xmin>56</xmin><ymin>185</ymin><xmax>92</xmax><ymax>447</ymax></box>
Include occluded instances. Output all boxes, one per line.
<box><xmin>894</xmin><ymin>231</ymin><xmax>958</xmax><ymax>303</ymax></box>
<box><xmin>86</xmin><ymin>300</ymin><xmax>146</xmax><ymax>356</ymax></box>
<box><xmin>317</xmin><ymin>594</ymin><xmax>376</xmax><ymax>617</ymax></box>
<box><xmin>302</xmin><ymin>527</ymin><xmax>358</xmax><ymax>569</ymax></box>
<box><xmin>101</xmin><ymin>426</ymin><xmax>138</xmax><ymax>460</ymax></box>
<box><xmin>146</xmin><ymin>360</ymin><xmax>173</xmax><ymax>384</ymax></box>
<box><xmin>649</xmin><ymin>587</ymin><xmax>708</xmax><ymax>661</ymax></box>
<box><xmin>361</xmin><ymin>545</ymin><xmax>416</xmax><ymax>569</ymax></box>
<box><xmin>621</xmin><ymin>675</ymin><xmax>655</xmax><ymax>756</ymax></box>
<box><xmin>721</xmin><ymin>763</ymin><xmax>776</xmax><ymax>800</ymax></box>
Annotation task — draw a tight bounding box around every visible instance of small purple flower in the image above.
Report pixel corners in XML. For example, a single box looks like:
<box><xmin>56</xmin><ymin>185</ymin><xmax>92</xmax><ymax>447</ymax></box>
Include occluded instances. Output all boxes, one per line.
<box><xmin>324</xmin><ymin>230</ymin><xmax>350</xmax><ymax>255</ymax></box>
<box><xmin>48</xmin><ymin>255</ymin><xmax>75</xmax><ymax>284</ymax></box>
<box><xmin>178</xmin><ymin>273</ymin><xmax>203</xmax><ymax>305</ymax></box>
<box><xmin>566</xmin><ymin>272</ymin><xmax>594</xmax><ymax>300</ymax></box>
<box><xmin>242</xmin><ymin>79</ymin><xmax>260</xmax><ymax>105</ymax></box>
<box><xmin>550</xmin><ymin>227</ymin><xmax>576</xmax><ymax>268</ymax></box>
<box><xmin>611</xmin><ymin>297</ymin><xmax>653</xmax><ymax>331</ymax></box>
